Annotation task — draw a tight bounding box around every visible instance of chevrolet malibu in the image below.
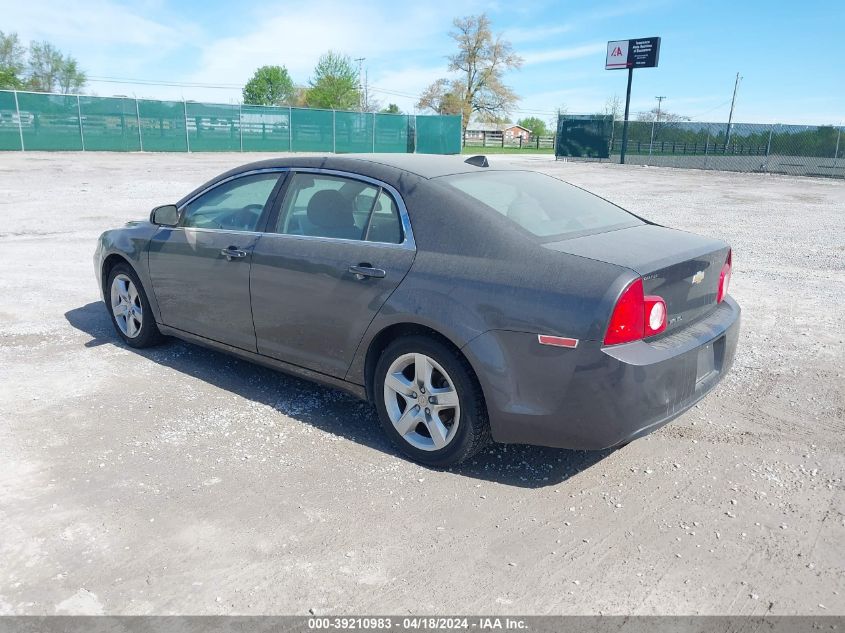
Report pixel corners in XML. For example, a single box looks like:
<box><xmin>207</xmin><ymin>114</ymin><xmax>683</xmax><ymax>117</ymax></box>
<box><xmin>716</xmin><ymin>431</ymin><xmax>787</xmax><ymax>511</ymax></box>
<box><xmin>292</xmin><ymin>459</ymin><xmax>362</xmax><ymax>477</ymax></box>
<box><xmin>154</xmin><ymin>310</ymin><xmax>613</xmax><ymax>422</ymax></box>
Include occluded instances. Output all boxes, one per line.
<box><xmin>94</xmin><ymin>154</ymin><xmax>740</xmax><ymax>467</ymax></box>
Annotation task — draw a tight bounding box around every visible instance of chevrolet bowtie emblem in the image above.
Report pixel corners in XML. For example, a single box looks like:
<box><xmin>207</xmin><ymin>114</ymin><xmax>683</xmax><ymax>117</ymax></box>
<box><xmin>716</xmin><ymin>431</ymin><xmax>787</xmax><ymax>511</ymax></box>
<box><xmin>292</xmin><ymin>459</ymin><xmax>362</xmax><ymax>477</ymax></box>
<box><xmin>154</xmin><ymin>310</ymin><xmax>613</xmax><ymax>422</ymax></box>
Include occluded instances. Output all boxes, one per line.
<box><xmin>691</xmin><ymin>270</ymin><xmax>706</xmax><ymax>285</ymax></box>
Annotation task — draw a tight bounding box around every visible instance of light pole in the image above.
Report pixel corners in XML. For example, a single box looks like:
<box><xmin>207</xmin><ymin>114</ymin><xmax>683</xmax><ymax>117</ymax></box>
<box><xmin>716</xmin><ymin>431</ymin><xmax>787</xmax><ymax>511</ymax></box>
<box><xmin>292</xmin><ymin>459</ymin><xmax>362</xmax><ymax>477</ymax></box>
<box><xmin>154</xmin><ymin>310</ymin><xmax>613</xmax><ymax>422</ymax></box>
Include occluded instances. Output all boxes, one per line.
<box><xmin>649</xmin><ymin>95</ymin><xmax>665</xmax><ymax>156</ymax></box>
<box><xmin>725</xmin><ymin>72</ymin><xmax>742</xmax><ymax>152</ymax></box>
<box><xmin>354</xmin><ymin>57</ymin><xmax>365</xmax><ymax>111</ymax></box>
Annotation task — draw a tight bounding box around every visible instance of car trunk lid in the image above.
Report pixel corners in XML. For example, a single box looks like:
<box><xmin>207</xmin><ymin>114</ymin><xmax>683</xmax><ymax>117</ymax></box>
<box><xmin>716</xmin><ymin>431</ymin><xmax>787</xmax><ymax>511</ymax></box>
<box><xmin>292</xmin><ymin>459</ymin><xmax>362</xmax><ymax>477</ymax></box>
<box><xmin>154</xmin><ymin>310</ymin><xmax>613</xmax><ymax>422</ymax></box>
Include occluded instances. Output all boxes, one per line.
<box><xmin>544</xmin><ymin>225</ymin><xmax>730</xmax><ymax>335</ymax></box>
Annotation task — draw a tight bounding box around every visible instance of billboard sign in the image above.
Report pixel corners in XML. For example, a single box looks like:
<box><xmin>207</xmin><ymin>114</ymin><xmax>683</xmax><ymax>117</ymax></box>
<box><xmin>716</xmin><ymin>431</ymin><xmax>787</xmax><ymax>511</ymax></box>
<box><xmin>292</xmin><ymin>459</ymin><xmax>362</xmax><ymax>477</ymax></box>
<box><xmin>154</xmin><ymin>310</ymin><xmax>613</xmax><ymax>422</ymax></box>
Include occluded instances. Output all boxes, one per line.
<box><xmin>606</xmin><ymin>37</ymin><xmax>661</xmax><ymax>70</ymax></box>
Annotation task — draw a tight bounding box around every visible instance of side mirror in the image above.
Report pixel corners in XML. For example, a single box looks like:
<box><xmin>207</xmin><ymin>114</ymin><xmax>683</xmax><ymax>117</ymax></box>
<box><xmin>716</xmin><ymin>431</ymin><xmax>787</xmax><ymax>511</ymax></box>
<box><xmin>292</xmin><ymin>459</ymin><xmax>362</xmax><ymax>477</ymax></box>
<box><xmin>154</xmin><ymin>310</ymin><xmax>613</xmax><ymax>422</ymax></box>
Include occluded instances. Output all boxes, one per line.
<box><xmin>150</xmin><ymin>204</ymin><xmax>179</xmax><ymax>227</ymax></box>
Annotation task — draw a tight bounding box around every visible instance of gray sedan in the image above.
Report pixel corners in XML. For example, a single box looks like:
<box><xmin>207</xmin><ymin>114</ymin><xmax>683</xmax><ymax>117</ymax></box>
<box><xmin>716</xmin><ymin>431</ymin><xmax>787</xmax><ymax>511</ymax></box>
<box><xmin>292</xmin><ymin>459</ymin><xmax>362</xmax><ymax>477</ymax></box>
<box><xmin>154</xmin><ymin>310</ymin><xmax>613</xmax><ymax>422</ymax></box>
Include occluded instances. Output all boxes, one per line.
<box><xmin>94</xmin><ymin>154</ymin><xmax>740</xmax><ymax>467</ymax></box>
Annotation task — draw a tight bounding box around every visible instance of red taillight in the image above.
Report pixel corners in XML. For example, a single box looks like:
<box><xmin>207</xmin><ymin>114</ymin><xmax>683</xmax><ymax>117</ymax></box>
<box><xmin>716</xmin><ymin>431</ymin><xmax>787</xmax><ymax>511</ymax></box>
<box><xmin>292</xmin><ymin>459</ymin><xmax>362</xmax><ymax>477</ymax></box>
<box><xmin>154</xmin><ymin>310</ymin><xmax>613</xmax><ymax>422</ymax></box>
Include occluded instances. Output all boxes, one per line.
<box><xmin>717</xmin><ymin>249</ymin><xmax>732</xmax><ymax>303</ymax></box>
<box><xmin>604</xmin><ymin>279</ymin><xmax>667</xmax><ymax>345</ymax></box>
<box><xmin>604</xmin><ymin>279</ymin><xmax>645</xmax><ymax>345</ymax></box>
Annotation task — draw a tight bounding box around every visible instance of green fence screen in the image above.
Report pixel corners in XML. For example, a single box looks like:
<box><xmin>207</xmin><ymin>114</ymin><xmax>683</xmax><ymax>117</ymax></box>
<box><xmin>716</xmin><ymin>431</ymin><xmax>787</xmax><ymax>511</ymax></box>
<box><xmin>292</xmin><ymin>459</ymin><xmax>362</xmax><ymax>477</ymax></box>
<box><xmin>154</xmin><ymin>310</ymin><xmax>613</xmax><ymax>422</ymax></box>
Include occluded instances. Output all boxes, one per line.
<box><xmin>80</xmin><ymin>96</ymin><xmax>141</xmax><ymax>151</ymax></box>
<box><xmin>0</xmin><ymin>90</ymin><xmax>21</xmax><ymax>150</ymax></box>
<box><xmin>242</xmin><ymin>105</ymin><xmax>290</xmax><ymax>152</ymax></box>
<box><xmin>18</xmin><ymin>92</ymin><xmax>83</xmax><ymax>151</ymax></box>
<box><xmin>0</xmin><ymin>90</ymin><xmax>461</xmax><ymax>155</ymax></box>
<box><xmin>375</xmin><ymin>113</ymin><xmax>410</xmax><ymax>152</ymax></box>
<box><xmin>415</xmin><ymin>115</ymin><xmax>461</xmax><ymax>154</ymax></box>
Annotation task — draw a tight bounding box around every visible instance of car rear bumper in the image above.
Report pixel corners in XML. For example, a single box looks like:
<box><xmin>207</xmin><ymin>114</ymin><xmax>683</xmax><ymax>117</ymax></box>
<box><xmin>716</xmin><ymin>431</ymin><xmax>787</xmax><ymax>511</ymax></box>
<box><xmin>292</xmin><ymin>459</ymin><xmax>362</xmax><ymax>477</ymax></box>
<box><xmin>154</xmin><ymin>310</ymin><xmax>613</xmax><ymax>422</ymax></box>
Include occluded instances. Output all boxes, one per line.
<box><xmin>462</xmin><ymin>296</ymin><xmax>740</xmax><ymax>450</ymax></box>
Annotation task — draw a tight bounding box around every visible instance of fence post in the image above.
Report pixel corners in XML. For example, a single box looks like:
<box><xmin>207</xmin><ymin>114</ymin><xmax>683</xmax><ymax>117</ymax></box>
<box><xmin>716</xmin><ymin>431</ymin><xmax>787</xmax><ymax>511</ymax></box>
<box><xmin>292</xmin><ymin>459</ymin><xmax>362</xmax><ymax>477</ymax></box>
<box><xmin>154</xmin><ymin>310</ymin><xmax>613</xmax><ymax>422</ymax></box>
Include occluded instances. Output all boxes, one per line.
<box><xmin>239</xmin><ymin>103</ymin><xmax>243</xmax><ymax>152</ymax></box>
<box><xmin>413</xmin><ymin>115</ymin><xmax>418</xmax><ymax>154</ymax></box>
<box><xmin>762</xmin><ymin>124</ymin><xmax>775</xmax><ymax>172</ymax></box>
<box><xmin>289</xmin><ymin>106</ymin><xmax>293</xmax><ymax>151</ymax></box>
<box><xmin>332</xmin><ymin>109</ymin><xmax>336</xmax><ymax>153</ymax></box>
<box><xmin>76</xmin><ymin>94</ymin><xmax>85</xmax><ymax>151</ymax></box>
<box><xmin>183</xmin><ymin>99</ymin><xmax>190</xmax><ymax>152</ymax></box>
<box><xmin>135</xmin><ymin>98</ymin><xmax>143</xmax><ymax>151</ymax></box>
<box><xmin>372</xmin><ymin>112</ymin><xmax>376</xmax><ymax>153</ymax></box>
<box><xmin>704</xmin><ymin>125</ymin><xmax>712</xmax><ymax>169</ymax></box>
<box><xmin>13</xmin><ymin>90</ymin><xmax>24</xmax><ymax>151</ymax></box>
<box><xmin>833</xmin><ymin>125</ymin><xmax>842</xmax><ymax>175</ymax></box>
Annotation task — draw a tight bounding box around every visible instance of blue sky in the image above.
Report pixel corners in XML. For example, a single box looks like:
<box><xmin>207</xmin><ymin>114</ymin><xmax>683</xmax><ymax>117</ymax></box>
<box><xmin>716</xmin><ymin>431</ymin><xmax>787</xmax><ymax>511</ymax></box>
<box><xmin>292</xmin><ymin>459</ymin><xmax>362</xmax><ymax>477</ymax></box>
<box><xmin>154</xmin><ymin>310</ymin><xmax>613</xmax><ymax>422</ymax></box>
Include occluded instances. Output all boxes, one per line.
<box><xmin>5</xmin><ymin>0</ymin><xmax>843</xmax><ymax>124</ymax></box>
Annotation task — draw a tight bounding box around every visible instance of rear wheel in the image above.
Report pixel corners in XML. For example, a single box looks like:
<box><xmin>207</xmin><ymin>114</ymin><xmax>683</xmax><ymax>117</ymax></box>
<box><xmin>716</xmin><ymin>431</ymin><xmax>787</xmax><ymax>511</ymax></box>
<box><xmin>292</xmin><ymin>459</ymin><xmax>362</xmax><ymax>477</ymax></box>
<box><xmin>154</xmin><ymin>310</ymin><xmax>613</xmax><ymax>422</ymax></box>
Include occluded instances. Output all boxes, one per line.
<box><xmin>374</xmin><ymin>335</ymin><xmax>490</xmax><ymax>467</ymax></box>
<box><xmin>106</xmin><ymin>263</ymin><xmax>162</xmax><ymax>348</ymax></box>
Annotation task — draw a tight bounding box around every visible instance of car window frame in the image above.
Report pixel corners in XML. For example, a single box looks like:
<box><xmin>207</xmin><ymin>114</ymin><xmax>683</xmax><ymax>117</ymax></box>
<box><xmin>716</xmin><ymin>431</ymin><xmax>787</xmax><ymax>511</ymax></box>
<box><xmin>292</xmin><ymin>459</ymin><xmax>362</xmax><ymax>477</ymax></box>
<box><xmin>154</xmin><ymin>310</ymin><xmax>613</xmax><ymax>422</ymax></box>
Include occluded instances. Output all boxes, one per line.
<box><xmin>175</xmin><ymin>168</ymin><xmax>290</xmax><ymax>235</ymax></box>
<box><xmin>266</xmin><ymin>168</ymin><xmax>415</xmax><ymax>250</ymax></box>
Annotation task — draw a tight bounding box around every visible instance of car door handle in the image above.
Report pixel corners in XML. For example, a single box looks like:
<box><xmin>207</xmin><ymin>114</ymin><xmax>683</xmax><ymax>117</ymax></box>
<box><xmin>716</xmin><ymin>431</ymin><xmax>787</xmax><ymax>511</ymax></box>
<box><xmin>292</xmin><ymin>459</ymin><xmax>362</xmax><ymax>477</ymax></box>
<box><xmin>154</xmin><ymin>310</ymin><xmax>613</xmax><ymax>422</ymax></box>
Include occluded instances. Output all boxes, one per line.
<box><xmin>349</xmin><ymin>264</ymin><xmax>386</xmax><ymax>280</ymax></box>
<box><xmin>220</xmin><ymin>246</ymin><xmax>248</xmax><ymax>261</ymax></box>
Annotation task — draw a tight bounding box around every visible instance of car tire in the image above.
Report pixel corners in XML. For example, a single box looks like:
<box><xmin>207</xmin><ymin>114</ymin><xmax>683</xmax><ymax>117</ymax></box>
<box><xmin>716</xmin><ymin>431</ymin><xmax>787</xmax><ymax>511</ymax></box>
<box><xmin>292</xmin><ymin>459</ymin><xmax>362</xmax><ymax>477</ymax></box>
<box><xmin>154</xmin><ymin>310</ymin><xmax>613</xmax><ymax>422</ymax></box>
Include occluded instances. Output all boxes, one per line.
<box><xmin>105</xmin><ymin>263</ymin><xmax>163</xmax><ymax>349</ymax></box>
<box><xmin>374</xmin><ymin>335</ymin><xmax>491</xmax><ymax>467</ymax></box>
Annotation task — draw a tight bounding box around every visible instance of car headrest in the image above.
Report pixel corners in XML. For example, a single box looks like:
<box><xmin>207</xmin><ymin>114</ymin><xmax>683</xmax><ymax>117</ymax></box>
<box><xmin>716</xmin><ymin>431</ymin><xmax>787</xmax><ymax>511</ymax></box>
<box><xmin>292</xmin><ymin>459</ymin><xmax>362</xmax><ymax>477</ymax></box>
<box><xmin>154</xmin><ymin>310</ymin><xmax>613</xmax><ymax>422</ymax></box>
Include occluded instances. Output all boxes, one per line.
<box><xmin>307</xmin><ymin>190</ymin><xmax>354</xmax><ymax>229</ymax></box>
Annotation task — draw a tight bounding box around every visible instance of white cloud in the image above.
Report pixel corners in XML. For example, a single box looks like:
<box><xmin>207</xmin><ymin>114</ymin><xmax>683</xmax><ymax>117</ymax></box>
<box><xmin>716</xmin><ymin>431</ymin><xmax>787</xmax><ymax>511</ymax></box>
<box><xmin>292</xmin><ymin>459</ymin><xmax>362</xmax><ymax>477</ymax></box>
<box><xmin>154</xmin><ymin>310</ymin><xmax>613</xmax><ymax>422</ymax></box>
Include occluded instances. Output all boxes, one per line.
<box><xmin>185</xmin><ymin>2</ymin><xmax>450</xmax><ymax>87</ymax></box>
<box><xmin>3</xmin><ymin>0</ymin><xmax>192</xmax><ymax>49</ymax></box>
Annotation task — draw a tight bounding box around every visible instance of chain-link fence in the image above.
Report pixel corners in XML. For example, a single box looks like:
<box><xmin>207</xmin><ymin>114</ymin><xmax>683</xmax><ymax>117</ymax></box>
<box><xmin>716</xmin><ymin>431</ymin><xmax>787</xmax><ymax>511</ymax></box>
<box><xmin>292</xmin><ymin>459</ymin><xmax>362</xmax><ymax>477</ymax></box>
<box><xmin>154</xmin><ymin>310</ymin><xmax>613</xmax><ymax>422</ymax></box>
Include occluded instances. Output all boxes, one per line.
<box><xmin>556</xmin><ymin>115</ymin><xmax>845</xmax><ymax>178</ymax></box>
<box><xmin>0</xmin><ymin>90</ymin><xmax>462</xmax><ymax>155</ymax></box>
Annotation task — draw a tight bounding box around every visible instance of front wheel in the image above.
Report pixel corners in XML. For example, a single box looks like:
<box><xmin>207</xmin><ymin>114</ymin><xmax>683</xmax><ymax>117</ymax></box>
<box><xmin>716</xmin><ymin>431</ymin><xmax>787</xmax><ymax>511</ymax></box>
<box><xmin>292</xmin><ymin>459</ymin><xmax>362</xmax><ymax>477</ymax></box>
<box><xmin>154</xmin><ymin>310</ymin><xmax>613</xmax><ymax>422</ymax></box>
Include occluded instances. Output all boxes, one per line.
<box><xmin>106</xmin><ymin>263</ymin><xmax>162</xmax><ymax>348</ymax></box>
<box><xmin>374</xmin><ymin>335</ymin><xmax>491</xmax><ymax>467</ymax></box>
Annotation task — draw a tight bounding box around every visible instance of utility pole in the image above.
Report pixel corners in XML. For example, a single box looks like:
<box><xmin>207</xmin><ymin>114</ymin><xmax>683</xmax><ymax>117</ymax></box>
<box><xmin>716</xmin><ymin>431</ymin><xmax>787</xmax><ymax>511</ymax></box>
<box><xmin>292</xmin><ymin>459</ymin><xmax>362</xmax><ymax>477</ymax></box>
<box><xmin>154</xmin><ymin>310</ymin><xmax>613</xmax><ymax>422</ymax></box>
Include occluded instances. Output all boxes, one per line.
<box><xmin>354</xmin><ymin>57</ymin><xmax>365</xmax><ymax>112</ymax></box>
<box><xmin>725</xmin><ymin>72</ymin><xmax>742</xmax><ymax>152</ymax></box>
<box><xmin>649</xmin><ymin>95</ymin><xmax>665</xmax><ymax>156</ymax></box>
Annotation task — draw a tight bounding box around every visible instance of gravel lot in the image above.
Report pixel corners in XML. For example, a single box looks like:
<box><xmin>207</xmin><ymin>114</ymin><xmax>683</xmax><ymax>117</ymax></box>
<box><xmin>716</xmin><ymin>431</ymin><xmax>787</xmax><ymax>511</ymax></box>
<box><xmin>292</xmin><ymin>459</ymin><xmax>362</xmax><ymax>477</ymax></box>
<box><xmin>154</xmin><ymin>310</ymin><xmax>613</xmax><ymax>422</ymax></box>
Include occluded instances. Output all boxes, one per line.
<box><xmin>0</xmin><ymin>152</ymin><xmax>843</xmax><ymax>616</ymax></box>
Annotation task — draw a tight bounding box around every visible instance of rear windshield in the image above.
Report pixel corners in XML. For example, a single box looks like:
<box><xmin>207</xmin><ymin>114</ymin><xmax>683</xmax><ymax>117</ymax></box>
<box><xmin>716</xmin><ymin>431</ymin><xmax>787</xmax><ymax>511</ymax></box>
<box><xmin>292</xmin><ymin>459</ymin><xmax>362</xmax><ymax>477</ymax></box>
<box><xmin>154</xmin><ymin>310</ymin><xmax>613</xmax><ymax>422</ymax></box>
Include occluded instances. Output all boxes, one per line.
<box><xmin>440</xmin><ymin>170</ymin><xmax>642</xmax><ymax>239</ymax></box>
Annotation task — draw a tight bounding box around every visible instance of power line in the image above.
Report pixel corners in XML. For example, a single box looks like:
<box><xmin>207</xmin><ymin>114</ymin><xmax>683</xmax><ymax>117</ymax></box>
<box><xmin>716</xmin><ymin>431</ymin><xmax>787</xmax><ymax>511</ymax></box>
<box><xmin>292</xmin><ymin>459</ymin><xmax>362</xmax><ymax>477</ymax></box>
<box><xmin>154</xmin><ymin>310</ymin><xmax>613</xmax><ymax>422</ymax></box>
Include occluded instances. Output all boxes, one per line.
<box><xmin>88</xmin><ymin>75</ymin><xmax>243</xmax><ymax>89</ymax></box>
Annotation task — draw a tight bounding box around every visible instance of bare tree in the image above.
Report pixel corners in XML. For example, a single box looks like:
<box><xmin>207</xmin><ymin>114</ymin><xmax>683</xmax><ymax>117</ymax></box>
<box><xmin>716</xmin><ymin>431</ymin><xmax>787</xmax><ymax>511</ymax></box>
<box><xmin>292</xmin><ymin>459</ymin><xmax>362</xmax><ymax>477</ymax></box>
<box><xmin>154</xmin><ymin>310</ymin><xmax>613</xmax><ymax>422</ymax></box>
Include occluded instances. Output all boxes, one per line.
<box><xmin>603</xmin><ymin>94</ymin><xmax>622</xmax><ymax>120</ymax></box>
<box><xmin>636</xmin><ymin>107</ymin><xmax>689</xmax><ymax>123</ymax></box>
<box><xmin>418</xmin><ymin>13</ymin><xmax>522</xmax><ymax>131</ymax></box>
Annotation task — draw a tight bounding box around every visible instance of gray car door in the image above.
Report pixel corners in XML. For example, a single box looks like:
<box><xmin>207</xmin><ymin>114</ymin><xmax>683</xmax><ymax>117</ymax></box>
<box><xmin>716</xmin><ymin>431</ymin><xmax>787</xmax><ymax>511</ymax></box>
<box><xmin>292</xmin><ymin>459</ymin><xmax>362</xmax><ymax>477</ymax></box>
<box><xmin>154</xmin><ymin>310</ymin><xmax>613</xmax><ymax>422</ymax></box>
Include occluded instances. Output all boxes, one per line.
<box><xmin>147</xmin><ymin>171</ymin><xmax>284</xmax><ymax>352</ymax></box>
<box><xmin>249</xmin><ymin>171</ymin><xmax>415</xmax><ymax>378</ymax></box>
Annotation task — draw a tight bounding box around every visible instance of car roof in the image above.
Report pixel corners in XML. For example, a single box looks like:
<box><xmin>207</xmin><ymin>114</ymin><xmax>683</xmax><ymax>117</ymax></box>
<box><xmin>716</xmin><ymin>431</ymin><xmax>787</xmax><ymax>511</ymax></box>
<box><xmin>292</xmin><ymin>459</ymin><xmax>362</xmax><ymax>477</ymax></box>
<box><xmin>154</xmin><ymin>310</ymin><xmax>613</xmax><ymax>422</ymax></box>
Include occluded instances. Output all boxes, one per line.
<box><xmin>234</xmin><ymin>153</ymin><xmax>496</xmax><ymax>180</ymax></box>
<box><xmin>337</xmin><ymin>154</ymin><xmax>492</xmax><ymax>179</ymax></box>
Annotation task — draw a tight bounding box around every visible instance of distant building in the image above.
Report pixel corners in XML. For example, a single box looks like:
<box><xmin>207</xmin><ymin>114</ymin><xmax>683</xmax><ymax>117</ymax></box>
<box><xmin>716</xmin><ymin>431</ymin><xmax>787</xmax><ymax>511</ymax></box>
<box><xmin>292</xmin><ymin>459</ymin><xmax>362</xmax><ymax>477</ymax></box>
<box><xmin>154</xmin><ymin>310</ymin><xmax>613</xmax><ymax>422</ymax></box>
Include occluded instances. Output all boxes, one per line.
<box><xmin>464</xmin><ymin>122</ymin><xmax>532</xmax><ymax>141</ymax></box>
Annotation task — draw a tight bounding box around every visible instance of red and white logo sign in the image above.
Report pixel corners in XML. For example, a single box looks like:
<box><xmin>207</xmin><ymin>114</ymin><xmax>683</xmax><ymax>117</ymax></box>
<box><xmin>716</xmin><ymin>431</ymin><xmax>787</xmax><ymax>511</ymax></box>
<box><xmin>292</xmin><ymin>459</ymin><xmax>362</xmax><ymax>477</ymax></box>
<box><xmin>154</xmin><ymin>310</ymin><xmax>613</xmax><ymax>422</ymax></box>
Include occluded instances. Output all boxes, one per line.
<box><xmin>606</xmin><ymin>40</ymin><xmax>629</xmax><ymax>69</ymax></box>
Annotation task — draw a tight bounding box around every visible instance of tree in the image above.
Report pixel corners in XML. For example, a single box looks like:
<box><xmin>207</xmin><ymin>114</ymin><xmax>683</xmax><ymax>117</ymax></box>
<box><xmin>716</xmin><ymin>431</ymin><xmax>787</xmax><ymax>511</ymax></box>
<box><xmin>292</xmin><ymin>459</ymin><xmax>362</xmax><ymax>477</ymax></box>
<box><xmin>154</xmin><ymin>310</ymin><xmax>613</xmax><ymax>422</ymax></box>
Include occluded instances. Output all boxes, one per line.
<box><xmin>27</xmin><ymin>41</ymin><xmax>63</xmax><ymax>92</ymax></box>
<box><xmin>417</xmin><ymin>78</ymin><xmax>464</xmax><ymax>115</ymax></box>
<box><xmin>418</xmin><ymin>13</ymin><xmax>522</xmax><ymax>131</ymax></box>
<box><xmin>305</xmin><ymin>51</ymin><xmax>360</xmax><ymax>110</ymax></box>
<box><xmin>381</xmin><ymin>103</ymin><xmax>402</xmax><ymax>114</ymax></box>
<box><xmin>0</xmin><ymin>33</ymin><xmax>85</xmax><ymax>93</ymax></box>
<box><xmin>517</xmin><ymin>116</ymin><xmax>547</xmax><ymax>137</ymax></box>
<box><xmin>242</xmin><ymin>65</ymin><xmax>295</xmax><ymax>106</ymax></box>
<box><xmin>603</xmin><ymin>94</ymin><xmax>622</xmax><ymax>120</ymax></box>
<box><xmin>0</xmin><ymin>31</ymin><xmax>25</xmax><ymax>89</ymax></box>
<box><xmin>26</xmin><ymin>41</ymin><xmax>85</xmax><ymax>93</ymax></box>
<box><xmin>57</xmin><ymin>58</ymin><xmax>86</xmax><ymax>94</ymax></box>
<box><xmin>636</xmin><ymin>107</ymin><xmax>689</xmax><ymax>123</ymax></box>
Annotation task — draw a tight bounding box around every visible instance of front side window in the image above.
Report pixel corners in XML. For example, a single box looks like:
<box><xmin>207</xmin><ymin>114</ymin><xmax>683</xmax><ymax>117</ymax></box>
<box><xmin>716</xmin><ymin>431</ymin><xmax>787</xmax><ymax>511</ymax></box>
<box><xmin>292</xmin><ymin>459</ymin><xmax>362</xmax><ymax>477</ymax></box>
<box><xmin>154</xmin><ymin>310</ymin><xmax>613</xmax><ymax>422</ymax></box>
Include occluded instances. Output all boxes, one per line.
<box><xmin>440</xmin><ymin>171</ymin><xmax>643</xmax><ymax>239</ymax></box>
<box><xmin>276</xmin><ymin>173</ymin><xmax>403</xmax><ymax>243</ymax></box>
<box><xmin>181</xmin><ymin>172</ymin><xmax>280</xmax><ymax>232</ymax></box>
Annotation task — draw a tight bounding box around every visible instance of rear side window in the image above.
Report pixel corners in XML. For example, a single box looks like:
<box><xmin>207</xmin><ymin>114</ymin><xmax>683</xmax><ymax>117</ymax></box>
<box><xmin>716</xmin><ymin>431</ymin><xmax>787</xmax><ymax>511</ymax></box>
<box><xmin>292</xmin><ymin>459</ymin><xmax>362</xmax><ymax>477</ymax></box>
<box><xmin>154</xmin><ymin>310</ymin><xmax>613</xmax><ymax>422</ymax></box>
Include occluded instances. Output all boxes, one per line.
<box><xmin>440</xmin><ymin>171</ymin><xmax>642</xmax><ymax>239</ymax></box>
<box><xmin>276</xmin><ymin>173</ymin><xmax>403</xmax><ymax>244</ymax></box>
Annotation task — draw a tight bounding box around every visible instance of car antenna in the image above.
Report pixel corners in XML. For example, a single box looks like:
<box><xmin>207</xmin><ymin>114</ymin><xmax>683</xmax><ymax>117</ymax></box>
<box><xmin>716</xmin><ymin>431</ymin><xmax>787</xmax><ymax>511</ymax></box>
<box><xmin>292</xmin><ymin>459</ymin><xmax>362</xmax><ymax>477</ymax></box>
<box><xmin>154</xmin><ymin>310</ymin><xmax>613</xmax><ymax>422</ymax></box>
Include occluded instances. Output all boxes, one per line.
<box><xmin>464</xmin><ymin>155</ymin><xmax>489</xmax><ymax>168</ymax></box>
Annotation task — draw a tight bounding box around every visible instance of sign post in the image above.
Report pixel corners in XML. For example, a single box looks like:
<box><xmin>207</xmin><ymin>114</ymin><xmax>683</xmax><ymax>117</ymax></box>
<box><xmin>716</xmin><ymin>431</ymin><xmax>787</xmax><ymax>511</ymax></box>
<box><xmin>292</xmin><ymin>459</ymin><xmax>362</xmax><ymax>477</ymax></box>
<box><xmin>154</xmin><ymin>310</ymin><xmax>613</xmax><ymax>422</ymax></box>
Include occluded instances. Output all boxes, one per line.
<box><xmin>606</xmin><ymin>36</ymin><xmax>661</xmax><ymax>164</ymax></box>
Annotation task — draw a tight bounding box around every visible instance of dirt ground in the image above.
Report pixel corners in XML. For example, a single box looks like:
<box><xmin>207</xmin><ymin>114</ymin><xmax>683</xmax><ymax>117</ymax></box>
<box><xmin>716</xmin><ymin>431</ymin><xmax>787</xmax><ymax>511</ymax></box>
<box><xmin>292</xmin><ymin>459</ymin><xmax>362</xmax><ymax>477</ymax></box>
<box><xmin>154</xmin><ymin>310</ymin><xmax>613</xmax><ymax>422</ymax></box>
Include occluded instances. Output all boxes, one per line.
<box><xmin>0</xmin><ymin>152</ymin><xmax>843</xmax><ymax>616</ymax></box>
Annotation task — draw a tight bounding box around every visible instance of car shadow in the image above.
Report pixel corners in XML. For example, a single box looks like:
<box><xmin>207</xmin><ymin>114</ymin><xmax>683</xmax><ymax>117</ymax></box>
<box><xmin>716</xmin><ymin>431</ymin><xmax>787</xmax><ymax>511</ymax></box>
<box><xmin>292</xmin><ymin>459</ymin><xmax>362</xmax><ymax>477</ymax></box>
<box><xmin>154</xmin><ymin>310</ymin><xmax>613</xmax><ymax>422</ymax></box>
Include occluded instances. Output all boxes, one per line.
<box><xmin>65</xmin><ymin>301</ymin><xmax>612</xmax><ymax>489</ymax></box>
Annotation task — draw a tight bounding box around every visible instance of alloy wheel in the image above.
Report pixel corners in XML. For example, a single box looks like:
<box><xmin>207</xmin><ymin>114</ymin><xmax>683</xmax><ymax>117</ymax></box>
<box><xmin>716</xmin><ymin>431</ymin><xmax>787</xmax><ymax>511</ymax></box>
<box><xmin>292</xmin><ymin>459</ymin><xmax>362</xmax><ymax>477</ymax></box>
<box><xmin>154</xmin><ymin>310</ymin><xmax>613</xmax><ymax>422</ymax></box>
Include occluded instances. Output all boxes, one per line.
<box><xmin>382</xmin><ymin>352</ymin><xmax>461</xmax><ymax>451</ymax></box>
<box><xmin>110</xmin><ymin>274</ymin><xmax>143</xmax><ymax>338</ymax></box>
